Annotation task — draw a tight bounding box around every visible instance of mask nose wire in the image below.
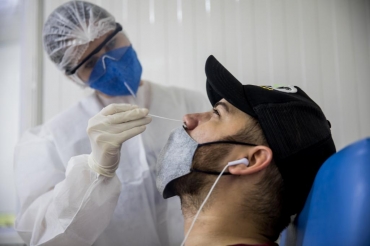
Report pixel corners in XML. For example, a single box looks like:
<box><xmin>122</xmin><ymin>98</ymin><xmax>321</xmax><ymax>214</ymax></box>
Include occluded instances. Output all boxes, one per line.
<box><xmin>180</xmin><ymin>164</ymin><xmax>230</xmax><ymax>246</ymax></box>
<box><xmin>102</xmin><ymin>55</ymin><xmax>117</xmax><ymax>71</ymax></box>
<box><xmin>124</xmin><ymin>82</ymin><xmax>183</xmax><ymax>123</ymax></box>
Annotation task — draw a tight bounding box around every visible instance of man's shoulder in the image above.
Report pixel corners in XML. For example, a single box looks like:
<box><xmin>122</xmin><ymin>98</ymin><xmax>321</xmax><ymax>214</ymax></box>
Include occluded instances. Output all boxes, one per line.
<box><xmin>229</xmin><ymin>243</ymin><xmax>278</xmax><ymax>246</ymax></box>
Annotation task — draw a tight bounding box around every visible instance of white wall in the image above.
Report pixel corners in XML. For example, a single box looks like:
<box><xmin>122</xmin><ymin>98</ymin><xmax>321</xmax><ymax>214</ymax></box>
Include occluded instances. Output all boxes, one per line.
<box><xmin>0</xmin><ymin>42</ymin><xmax>20</xmax><ymax>214</ymax></box>
<box><xmin>40</xmin><ymin>0</ymin><xmax>370</xmax><ymax>150</ymax></box>
<box><xmin>0</xmin><ymin>1</ymin><xmax>29</xmax><ymax>243</ymax></box>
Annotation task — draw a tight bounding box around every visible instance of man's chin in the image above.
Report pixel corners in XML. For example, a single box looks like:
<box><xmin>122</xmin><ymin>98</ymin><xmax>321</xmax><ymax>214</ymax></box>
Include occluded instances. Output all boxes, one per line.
<box><xmin>172</xmin><ymin>173</ymin><xmax>206</xmax><ymax>214</ymax></box>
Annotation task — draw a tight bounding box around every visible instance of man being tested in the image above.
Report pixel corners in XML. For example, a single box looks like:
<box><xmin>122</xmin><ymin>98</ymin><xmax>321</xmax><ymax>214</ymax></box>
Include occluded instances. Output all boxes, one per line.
<box><xmin>156</xmin><ymin>55</ymin><xmax>336</xmax><ymax>246</ymax></box>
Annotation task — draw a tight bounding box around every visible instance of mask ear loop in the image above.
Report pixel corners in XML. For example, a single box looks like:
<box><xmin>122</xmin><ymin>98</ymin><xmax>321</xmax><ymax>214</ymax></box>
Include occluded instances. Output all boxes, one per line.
<box><xmin>124</xmin><ymin>82</ymin><xmax>183</xmax><ymax>122</ymax></box>
<box><xmin>124</xmin><ymin>82</ymin><xmax>137</xmax><ymax>98</ymax></box>
<box><xmin>180</xmin><ymin>164</ymin><xmax>230</xmax><ymax>246</ymax></box>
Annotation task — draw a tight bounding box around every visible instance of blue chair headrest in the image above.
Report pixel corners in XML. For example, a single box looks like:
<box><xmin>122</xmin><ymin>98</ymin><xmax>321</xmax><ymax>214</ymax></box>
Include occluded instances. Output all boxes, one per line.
<box><xmin>280</xmin><ymin>138</ymin><xmax>370</xmax><ymax>246</ymax></box>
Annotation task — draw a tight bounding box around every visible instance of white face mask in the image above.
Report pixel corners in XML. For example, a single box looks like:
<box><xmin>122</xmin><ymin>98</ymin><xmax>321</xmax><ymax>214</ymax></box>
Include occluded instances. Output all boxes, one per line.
<box><xmin>155</xmin><ymin>126</ymin><xmax>254</xmax><ymax>245</ymax></box>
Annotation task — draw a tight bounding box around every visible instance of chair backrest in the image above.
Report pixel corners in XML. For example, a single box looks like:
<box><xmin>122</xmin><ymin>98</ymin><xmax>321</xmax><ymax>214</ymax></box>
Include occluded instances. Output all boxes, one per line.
<box><xmin>280</xmin><ymin>138</ymin><xmax>370</xmax><ymax>246</ymax></box>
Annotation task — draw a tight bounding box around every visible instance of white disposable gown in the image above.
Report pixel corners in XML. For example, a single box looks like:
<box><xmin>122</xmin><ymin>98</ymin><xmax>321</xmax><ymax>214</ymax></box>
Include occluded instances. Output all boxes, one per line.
<box><xmin>14</xmin><ymin>81</ymin><xmax>210</xmax><ymax>246</ymax></box>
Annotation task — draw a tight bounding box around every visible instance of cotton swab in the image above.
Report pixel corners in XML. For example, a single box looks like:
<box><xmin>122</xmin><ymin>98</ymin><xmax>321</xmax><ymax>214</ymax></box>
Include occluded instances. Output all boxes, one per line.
<box><xmin>148</xmin><ymin>114</ymin><xmax>183</xmax><ymax>122</ymax></box>
<box><xmin>125</xmin><ymin>82</ymin><xmax>183</xmax><ymax>123</ymax></box>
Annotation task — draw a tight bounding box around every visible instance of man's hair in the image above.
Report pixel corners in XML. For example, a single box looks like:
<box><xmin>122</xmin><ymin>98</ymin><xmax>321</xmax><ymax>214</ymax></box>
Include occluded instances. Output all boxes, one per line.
<box><xmin>227</xmin><ymin>117</ymin><xmax>291</xmax><ymax>241</ymax></box>
<box><xmin>173</xmin><ymin>116</ymin><xmax>291</xmax><ymax>240</ymax></box>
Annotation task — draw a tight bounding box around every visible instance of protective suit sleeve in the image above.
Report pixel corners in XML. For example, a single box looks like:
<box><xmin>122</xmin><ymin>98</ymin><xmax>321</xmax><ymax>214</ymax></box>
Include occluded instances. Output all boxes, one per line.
<box><xmin>14</xmin><ymin>128</ymin><xmax>121</xmax><ymax>246</ymax></box>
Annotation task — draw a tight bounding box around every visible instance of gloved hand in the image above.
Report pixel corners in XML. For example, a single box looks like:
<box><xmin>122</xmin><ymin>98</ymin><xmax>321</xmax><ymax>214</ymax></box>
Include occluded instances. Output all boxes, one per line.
<box><xmin>87</xmin><ymin>104</ymin><xmax>152</xmax><ymax>177</ymax></box>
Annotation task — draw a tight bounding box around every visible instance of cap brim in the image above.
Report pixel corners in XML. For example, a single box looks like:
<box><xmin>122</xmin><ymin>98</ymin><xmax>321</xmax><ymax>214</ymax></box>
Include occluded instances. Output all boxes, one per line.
<box><xmin>205</xmin><ymin>55</ymin><xmax>255</xmax><ymax>117</ymax></box>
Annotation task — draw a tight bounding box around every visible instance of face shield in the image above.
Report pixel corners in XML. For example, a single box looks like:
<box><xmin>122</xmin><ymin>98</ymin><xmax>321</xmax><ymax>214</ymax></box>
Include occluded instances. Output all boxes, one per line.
<box><xmin>65</xmin><ymin>23</ymin><xmax>142</xmax><ymax>96</ymax></box>
<box><xmin>65</xmin><ymin>23</ymin><xmax>125</xmax><ymax>83</ymax></box>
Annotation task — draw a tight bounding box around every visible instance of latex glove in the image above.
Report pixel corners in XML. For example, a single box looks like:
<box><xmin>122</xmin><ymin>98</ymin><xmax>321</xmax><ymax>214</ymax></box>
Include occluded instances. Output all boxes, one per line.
<box><xmin>87</xmin><ymin>104</ymin><xmax>152</xmax><ymax>177</ymax></box>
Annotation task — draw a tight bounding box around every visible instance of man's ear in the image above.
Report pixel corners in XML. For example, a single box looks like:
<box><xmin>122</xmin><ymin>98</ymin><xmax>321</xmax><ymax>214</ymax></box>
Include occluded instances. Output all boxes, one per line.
<box><xmin>228</xmin><ymin>146</ymin><xmax>273</xmax><ymax>175</ymax></box>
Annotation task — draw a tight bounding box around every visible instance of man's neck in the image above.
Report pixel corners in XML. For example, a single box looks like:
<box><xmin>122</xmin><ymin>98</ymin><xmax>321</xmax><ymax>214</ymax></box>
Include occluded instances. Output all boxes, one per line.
<box><xmin>182</xmin><ymin>211</ymin><xmax>272</xmax><ymax>246</ymax></box>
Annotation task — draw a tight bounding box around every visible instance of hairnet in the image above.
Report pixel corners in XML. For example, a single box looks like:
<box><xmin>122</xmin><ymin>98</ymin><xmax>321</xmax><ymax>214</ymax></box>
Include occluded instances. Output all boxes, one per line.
<box><xmin>43</xmin><ymin>1</ymin><xmax>116</xmax><ymax>72</ymax></box>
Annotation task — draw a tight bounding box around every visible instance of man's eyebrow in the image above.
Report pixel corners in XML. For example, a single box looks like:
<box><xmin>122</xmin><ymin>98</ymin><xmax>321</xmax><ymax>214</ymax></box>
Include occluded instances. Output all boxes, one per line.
<box><xmin>214</xmin><ymin>101</ymin><xmax>230</xmax><ymax>113</ymax></box>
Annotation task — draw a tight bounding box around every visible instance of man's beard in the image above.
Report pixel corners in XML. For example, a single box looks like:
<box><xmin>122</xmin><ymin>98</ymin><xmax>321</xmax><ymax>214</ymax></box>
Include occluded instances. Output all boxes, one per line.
<box><xmin>170</xmin><ymin>143</ymin><xmax>234</xmax><ymax>217</ymax></box>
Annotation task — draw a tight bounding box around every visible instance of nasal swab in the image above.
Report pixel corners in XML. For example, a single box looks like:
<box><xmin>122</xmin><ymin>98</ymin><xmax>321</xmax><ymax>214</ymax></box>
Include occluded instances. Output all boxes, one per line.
<box><xmin>148</xmin><ymin>114</ymin><xmax>183</xmax><ymax>122</ymax></box>
<box><xmin>125</xmin><ymin>82</ymin><xmax>183</xmax><ymax>123</ymax></box>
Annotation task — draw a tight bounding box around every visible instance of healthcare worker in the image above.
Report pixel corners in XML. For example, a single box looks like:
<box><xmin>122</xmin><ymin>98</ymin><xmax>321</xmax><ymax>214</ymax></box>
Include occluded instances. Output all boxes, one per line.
<box><xmin>14</xmin><ymin>1</ymin><xmax>209</xmax><ymax>246</ymax></box>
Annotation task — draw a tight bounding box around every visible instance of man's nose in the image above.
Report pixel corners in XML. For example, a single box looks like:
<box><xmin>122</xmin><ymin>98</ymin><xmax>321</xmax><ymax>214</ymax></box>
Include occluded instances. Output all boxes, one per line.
<box><xmin>183</xmin><ymin>112</ymin><xmax>210</xmax><ymax>130</ymax></box>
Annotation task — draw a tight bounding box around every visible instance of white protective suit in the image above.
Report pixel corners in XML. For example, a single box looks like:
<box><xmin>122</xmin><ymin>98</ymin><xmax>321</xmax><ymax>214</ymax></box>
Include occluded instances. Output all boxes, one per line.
<box><xmin>14</xmin><ymin>81</ymin><xmax>210</xmax><ymax>246</ymax></box>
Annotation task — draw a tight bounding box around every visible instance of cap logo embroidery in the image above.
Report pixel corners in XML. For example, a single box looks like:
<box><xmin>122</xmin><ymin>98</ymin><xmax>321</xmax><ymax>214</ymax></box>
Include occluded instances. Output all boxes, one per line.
<box><xmin>261</xmin><ymin>85</ymin><xmax>297</xmax><ymax>93</ymax></box>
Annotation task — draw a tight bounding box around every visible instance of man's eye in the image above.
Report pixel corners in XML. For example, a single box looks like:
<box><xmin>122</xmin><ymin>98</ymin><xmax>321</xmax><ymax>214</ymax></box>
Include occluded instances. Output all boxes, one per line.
<box><xmin>213</xmin><ymin>108</ymin><xmax>220</xmax><ymax>116</ymax></box>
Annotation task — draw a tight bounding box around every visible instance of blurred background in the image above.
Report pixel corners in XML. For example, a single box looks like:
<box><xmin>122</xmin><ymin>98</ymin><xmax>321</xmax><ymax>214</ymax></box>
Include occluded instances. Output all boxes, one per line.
<box><xmin>1</xmin><ymin>0</ymin><xmax>370</xmax><ymax>244</ymax></box>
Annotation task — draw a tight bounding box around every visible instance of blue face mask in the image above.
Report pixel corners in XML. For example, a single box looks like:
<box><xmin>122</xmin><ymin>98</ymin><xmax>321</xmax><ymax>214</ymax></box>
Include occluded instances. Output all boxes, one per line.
<box><xmin>88</xmin><ymin>45</ymin><xmax>142</xmax><ymax>96</ymax></box>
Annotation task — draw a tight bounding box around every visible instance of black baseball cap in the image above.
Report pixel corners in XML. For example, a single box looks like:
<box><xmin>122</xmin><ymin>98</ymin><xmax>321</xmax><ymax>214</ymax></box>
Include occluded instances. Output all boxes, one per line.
<box><xmin>205</xmin><ymin>55</ymin><xmax>336</xmax><ymax>215</ymax></box>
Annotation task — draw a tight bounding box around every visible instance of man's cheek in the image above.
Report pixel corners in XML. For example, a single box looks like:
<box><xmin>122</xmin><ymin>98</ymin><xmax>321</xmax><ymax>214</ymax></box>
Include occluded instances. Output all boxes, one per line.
<box><xmin>194</xmin><ymin>128</ymin><xmax>218</xmax><ymax>144</ymax></box>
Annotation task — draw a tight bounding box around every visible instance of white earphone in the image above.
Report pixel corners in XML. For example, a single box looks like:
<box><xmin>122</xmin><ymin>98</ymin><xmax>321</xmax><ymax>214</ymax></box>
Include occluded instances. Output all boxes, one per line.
<box><xmin>180</xmin><ymin>157</ymin><xmax>251</xmax><ymax>246</ymax></box>
<box><xmin>227</xmin><ymin>158</ymin><xmax>249</xmax><ymax>167</ymax></box>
